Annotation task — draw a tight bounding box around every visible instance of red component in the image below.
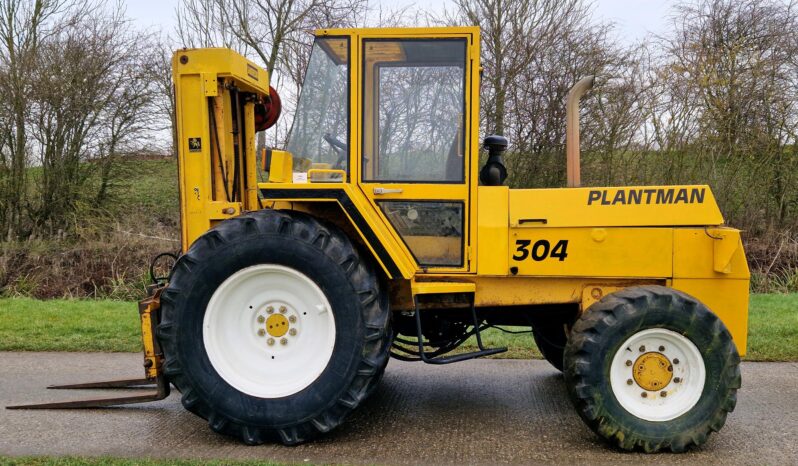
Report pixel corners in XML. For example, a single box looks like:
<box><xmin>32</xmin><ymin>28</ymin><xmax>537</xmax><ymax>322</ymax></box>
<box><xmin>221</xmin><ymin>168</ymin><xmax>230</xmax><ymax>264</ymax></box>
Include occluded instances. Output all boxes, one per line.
<box><xmin>254</xmin><ymin>86</ymin><xmax>282</xmax><ymax>131</ymax></box>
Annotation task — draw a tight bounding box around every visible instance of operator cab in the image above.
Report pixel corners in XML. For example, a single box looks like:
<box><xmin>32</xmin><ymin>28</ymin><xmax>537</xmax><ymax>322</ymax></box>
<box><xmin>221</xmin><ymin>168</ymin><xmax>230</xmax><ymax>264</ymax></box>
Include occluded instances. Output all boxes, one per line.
<box><xmin>281</xmin><ymin>30</ymin><xmax>479</xmax><ymax>271</ymax></box>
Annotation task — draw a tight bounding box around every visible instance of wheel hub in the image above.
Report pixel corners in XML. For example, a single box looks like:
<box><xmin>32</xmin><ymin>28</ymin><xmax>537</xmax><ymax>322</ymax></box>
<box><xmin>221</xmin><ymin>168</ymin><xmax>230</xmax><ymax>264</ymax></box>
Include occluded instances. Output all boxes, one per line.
<box><xmin>633</xmin><ymin>352</ymin><xmax>673</xmax><ymax>391</ymax></box>
<box><xmin>266</xmin><ymin>314</ymin><xmax>290</xmax><ymax>337</ymax></box>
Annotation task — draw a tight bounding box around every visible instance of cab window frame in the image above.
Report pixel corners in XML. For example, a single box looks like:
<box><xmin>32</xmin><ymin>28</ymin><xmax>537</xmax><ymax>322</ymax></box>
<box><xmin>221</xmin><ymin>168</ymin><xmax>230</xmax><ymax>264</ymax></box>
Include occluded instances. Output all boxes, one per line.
<box><xmin>285</xmin><ymin>35</ymin><xmax>351</xmax><ymax>180</ymax></box>
<box><xmin>360</xmin><ymin>37</ymin><xmax>468</xmax><ymax>185</ymax></box>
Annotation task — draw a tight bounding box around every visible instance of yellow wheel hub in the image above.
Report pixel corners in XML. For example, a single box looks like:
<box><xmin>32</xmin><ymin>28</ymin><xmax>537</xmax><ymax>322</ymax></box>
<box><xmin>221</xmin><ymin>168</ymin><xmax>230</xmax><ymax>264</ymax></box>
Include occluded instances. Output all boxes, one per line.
<box><xmin>266</xmin><ymin>314</ymin><xmax>289</xmax><ymax>337</ymax></box>
<box><xmin>633</xmin><ymin>352</ymin><xmax>673</xmax><ymax>391</ymax></box>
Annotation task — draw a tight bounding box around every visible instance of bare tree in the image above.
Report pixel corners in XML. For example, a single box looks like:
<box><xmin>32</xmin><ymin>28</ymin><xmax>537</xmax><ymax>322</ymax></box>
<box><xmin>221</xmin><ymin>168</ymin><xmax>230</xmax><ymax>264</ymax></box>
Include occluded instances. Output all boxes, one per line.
<box><xmin>0</xmin><ymin>0</ymin><xmax>73</xmax><ymax>238</ymax></box>
<box><xmin>654</xmin><ymin>0</ymin><xmax>798</xmax><ymax>229</ymax></box>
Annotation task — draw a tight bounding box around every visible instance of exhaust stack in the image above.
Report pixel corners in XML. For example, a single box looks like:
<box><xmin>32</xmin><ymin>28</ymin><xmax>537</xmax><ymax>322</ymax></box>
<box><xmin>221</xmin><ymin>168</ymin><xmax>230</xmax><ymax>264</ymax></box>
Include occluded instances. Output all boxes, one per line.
<box><xmin>566</xmin><ymin>76</ymin><xmax>595</xmax><ymax>188</ymax></box>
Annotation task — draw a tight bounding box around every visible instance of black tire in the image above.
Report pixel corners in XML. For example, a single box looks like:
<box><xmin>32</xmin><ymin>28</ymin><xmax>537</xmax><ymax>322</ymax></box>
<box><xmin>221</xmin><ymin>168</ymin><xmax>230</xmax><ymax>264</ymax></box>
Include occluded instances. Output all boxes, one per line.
<box><xmin>532</xmin><ymin>322</ymin><xmax>568</xmax><ymax>372</ymax></box>
<box><xmin>157</xmin><ymin>209</ymin><xmax>392</xmax><ymax>445</ymax></box>
<box><xmin>564</xmin><ymin>285</ymin><xmax>741</xmax><ymax>453</ymax></box>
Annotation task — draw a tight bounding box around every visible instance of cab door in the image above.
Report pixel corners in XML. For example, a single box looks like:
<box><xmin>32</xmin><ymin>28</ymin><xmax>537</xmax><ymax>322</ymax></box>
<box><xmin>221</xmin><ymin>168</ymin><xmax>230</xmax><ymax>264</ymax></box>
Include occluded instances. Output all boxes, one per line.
<box><xmin>356</xmin><ymin>28</ymin><xmax>480</xmax><ymax>273</ymax></box>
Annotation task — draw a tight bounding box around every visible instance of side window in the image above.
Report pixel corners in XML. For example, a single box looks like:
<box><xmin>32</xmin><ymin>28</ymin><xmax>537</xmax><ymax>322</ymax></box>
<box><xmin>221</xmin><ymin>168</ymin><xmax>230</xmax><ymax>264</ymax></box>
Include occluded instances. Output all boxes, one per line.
<box><xmin>378</xmin><ymin>201</ymin><xmax>464</xmax><ymax>266</ymax></box>
<box><xmin>362</xmin><ymin>39</ymin><xmax>466</xmax><ymax>183</ymax></box>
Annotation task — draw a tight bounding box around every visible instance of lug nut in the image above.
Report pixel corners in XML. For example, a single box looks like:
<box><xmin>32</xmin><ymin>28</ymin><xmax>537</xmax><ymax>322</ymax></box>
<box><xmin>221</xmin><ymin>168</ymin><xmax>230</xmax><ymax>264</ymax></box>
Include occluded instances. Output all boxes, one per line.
<box><xmin>289</xmin><ymin>328</ymin><xmax>297</xmax><ymax>336</ymax></box>
<box><xmin>626</xmin><ymin>379</ymin><xmax>633</xmax><ymax>385</ymax></box>
<box><xmin>626</xmin><ymin>360</ymin><xmax>632</xmax><ymax>366</ymax></box>
<box><xmin>659</xmin><ymin>345</ymin><xmax>665</xmax><ymax>352</ymax></box>
<box><xmin>639</xmin><ymin>345</ymin><xmax>646</xmax><ymax>352</ymax></box>
<box><xmin>257</xmin><ymin>315</ymin><xmax>265</xmax><ymax>323</ymax></box>
<box><xmin>660</xmin><ymin>391</ymin><xmax>668</xmax><ymax>397</ymax></box>
<box><xmin>674</xmin><ymin>377</ymin><xmax>681</xmax><ymax>383</ymax></box>
<box><xmin>266</xmin><ymin>306</ymin><xmax>274</xmax><ymax>314</ymax></box>
<box><xmin>267</xmin><ymin>338</ymin><xmax>275</xmax><ymax>346</ymax></box>
<box><xmin>279</xmin><ymin>306</ymin><xmax>287</xmax><ymax>314</ymax></box>
<box><xmin>673</xmin><ymin>358</ymin><xmax>680</xmax><ymax>365</ymax></box>
<box><xmin>288</xmin><ymin>315</ymin><xmax>297</xmax><ymax>323</ymax></box>
<box><xmin>641</xmin><ymin>392</ymin><xmax>648</xmax><ymax>398</ymax></box>
<box><xmin>280</xmin><ymin>338</ymin><xmax>288</xmax><ymax>345</ymax></box>
<box><xmin>257</xmin><ymin>329</ymin><xmax>266</xmax><ymax>336</ymax></box>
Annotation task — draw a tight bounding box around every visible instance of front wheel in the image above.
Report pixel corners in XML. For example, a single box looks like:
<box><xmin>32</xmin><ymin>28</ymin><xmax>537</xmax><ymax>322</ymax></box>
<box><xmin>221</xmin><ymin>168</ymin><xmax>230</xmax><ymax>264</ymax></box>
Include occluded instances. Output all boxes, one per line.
<box><xmin>157</xmin><ymin>210</ymin><xmax>392</xmax><ymax>445</ymax></box>
<box><xmin>564</xmin><ymin>286</ymin><xmax>741</xmax><ymax>452</ymax></box>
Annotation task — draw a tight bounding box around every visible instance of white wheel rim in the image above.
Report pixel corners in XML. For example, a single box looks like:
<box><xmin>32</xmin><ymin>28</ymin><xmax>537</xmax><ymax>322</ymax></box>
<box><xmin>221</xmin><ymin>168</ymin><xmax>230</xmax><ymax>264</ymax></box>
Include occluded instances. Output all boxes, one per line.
<box><xmin>609</xmin><ymin>328</ymin><xmax>705</xmax><ymax>422</ymax></box>
<box><xmin>203</xmin><ymin>264</ymin><xmax>336</xmax><ymax>398</ymax></box>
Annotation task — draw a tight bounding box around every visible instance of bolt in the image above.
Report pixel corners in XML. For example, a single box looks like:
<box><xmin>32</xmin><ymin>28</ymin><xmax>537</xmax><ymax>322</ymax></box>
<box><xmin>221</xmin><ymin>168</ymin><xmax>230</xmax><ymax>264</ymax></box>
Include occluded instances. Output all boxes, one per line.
<box><xmin>257</xmin><ymin>315</ymin><xmax>265</xmax><ymax>323</ymax></box>
<box><xmin>641</xmin><ymin>392</ymin><xmax>648</xmax><ymax>398</ymax></box>
<box><xmin>661</xmin><ymin>391</ymin><xmax>668</xmax><ymax>397</ymax></box>
<box><xmin>289</xmin><ymin>328</ymin><xmax>297</xmax><ymax>336</ymax></box>
<box><xmin>267</xmin><ymin>338</ymin><xmax>275</xmax><ymax>346</ymax></box>
<box><xmin>674</xmin><ymin>377</ymin><xmax>681</xmax><ymax>383</ymax></box>
<box><xmin>626</xmin><ymin>379</ymin><xmax>633</xmax><ymax>385</ymax></box>
<box><xmin>639</xmin><ymin>345</ymin><xmax>646</xmax><ymax>352</ymax></box>
<box><xmin>280</xmin><ymin>338</ymin><xmax>288</xmax><ymax>345</ymax></box>
<box><xmin>257</xmin><ymin>329</ymin><xmax>266</xmax><ymax>336</ymax></box>
<box><xmin>626</xmin><ymin>360</ymin><xmax>632</xmax><ymax>366</ymax></box>
<box><xmin>288</xmin><ymin>315</ymin><xmax>297</xmax><ymax>323</ymax></box>
<box><xmin>590</xmin><ymin>288</ymin><xmax>602</xmax><ymax>299</ymax></box>
<box><xmin>659</xmin><ymin>345</ymin><xmax>665</xmax><ymax>352</ymax></box>
<box><xmin>266</xmin><ymin>306</ymin><xmax>274</xmax><ymax>314</ymax></box>
<box><xmin>673</xmin><ymin>358</ymin><xmax>680</xmax><ymax>365</ymax></box>
<box><xmin>279</xmin><ymin>306</ymin><xmax>287</xmax><ymax>314</ymax></box>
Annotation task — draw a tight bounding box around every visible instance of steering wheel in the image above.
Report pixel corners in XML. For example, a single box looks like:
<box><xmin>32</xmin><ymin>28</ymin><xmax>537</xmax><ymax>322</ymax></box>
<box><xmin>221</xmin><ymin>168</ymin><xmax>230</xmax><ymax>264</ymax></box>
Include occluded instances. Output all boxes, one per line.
<box><xmin>323</xmin><ymin>133</ymin><xmax>348</xmax><ymax>169</ymax></box>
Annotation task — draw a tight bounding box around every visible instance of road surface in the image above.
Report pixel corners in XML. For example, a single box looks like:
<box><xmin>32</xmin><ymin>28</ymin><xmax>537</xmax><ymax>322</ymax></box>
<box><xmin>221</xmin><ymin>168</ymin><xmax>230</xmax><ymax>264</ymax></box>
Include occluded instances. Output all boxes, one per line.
<box><xmin>1</xmin><ymin>352</ymin><xmax>796</xmax><ymax>464</ymax></box>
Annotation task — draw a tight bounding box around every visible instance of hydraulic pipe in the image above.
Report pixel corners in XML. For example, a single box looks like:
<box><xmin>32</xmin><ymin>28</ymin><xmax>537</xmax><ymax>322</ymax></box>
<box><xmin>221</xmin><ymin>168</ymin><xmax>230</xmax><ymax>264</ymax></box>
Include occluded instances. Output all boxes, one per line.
<box><xmin>565</xmin><ymin>76</ymin><xmax>595</xmax><ymax>188</ymax></box>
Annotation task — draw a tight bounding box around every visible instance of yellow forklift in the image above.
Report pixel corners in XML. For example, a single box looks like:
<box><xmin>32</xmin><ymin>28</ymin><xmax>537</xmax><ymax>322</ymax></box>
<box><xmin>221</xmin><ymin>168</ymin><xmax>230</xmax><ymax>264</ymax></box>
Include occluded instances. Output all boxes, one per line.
<box><xmin>11</xmin><ymin>27</ymin><xmax>748</xmax><ymax>453</ymax></box>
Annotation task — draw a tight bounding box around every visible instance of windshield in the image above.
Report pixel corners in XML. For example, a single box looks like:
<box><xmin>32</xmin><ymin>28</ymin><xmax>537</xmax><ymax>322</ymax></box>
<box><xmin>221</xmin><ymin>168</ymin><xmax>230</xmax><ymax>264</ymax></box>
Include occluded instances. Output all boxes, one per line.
<box><xmin>286</xmin><ymin>37</ymin><xmax>349</xmax><ymax>172</ymax></box>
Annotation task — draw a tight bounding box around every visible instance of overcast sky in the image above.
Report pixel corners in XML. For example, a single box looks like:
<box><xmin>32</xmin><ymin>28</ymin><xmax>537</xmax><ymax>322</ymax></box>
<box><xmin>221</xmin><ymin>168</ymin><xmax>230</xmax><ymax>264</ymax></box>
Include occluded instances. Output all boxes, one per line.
<box><xmin>125</xmin><ymin>0</ymin><xmax>671</xmax><ymax>44</ymax></box>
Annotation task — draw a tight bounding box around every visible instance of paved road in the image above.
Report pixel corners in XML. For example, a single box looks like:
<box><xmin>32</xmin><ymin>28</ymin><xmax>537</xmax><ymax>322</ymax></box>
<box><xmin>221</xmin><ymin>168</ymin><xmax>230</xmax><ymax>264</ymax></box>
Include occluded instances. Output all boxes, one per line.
<box><xmin>1</xmin><ymin>352</ymin><xmax>796</xmax><ymax>465</ymax></box>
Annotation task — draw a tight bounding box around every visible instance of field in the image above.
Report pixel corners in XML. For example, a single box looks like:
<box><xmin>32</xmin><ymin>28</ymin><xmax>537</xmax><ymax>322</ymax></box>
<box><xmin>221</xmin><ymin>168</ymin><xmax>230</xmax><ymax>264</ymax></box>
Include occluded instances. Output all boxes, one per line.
<box><xmin>1</xmin><ymin>294</ymin><xmax>795</xmax><ymax>361</ymax></box>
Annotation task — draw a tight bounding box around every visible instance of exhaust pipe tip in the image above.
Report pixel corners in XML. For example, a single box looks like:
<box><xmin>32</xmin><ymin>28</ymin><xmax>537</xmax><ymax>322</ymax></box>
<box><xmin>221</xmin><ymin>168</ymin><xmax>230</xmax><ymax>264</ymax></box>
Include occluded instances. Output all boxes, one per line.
<box><xmin>566</xmin><ymin>76</ymin><xmax>595</xmax><ymax>188</ymax></box>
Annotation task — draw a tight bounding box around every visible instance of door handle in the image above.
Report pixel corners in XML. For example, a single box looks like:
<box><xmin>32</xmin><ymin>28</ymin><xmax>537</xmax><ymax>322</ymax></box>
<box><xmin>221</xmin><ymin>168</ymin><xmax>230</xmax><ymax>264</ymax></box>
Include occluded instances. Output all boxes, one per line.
<box><xmin>373</xmin><ymin>187</ymin><xmax>403</xmax><ymax>195</ymax></box>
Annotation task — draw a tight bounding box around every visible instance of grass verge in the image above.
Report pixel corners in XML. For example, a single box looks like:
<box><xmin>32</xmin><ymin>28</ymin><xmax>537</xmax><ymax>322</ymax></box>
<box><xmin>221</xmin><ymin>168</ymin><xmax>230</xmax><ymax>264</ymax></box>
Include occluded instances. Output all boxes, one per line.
<box><xmin>0</xmin><ymin>294</ymin><xmax>795</xmax><ymax>360</ymax></box>
<box><xmin>0</xmin><ymin>457</ymin><xmax>290</xmax><ymax>466</ymax></box>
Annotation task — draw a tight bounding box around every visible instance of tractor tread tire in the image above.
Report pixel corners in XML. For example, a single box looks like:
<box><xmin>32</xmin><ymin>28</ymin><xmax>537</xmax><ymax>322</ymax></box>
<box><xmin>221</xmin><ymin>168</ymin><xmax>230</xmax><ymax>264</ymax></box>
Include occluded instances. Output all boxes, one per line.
<box><xmin>532</xmin><ymin>325</ymin><xmax>567</xmax><ymax>372</ymax></box>
<box><xmin>157</xmin><ymin>209</ymin><xmax>392</xmax><ymax>445</ymax></box>
<box><xmin>564</xmin><ymin>285</ymin><xmax>741</xmax><ymax>453</ymax></box>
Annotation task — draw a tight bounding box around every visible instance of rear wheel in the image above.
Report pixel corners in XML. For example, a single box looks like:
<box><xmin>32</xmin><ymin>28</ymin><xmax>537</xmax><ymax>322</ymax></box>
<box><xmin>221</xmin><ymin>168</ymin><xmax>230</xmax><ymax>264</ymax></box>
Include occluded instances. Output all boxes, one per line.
<box><xmin>564</xmin><ymin>286</ymin><xmax>741</xmax><ymax>452</ymax></box>
<box><xmin>158</xmin><ymin>210</ymin><xmax>392</xmax><ymax>445</ymax></box>
<box><xmin>531</xmin><ymin>322</ymin><xmax>568</xmax><ymax>372</ymax></box>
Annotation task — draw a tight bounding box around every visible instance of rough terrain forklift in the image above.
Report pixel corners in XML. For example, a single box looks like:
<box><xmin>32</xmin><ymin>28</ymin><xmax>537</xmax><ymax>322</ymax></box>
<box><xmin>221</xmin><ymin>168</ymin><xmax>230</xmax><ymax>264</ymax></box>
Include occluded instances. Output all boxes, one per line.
<box><xmin>11</xmin><ymin>26</ymin><xmax>749</xmax><ymax>453</ymax></box>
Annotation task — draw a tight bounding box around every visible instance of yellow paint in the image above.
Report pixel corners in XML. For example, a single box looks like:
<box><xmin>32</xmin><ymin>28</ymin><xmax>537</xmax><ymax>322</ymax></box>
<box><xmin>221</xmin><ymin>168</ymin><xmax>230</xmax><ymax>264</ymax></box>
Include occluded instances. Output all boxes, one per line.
<box><xmin>509</xmin><ymin>227</ymin><xmax>673</xmax><ymax>277</ymax></box>
<box><xmin>671</xmin><ymin>278</ymin><xmax>749</xmax><ymax>355</ymax></box>
<box><xmin>172</xmin><ymin>29</ymin><xmax>749</xmax><ymax>359</ymax></box>
<box><xmin>509</xmin><ymin>185</ymin><xmax>723</xmax><ymax>228</ymax></box>
<box><xmin>173</xmin><ymin>48</ymin><xmax>270</xmax><ymax>251</ymax></box>
<box><xmin>633</xmin><ymin>352</ymin><xmax>673</xmax><ymax>391</ymax></box>
<box><xmin>268</xmin><ymin>150</ymin><xmax>293</xmax><ymax>183</ymax></box>
<box><xmin>477</xmin><ymin>186</ymin><xmax>509</xmax><ymax>275</ymax></box>
<box><xmin>580</xmin><ymin>285</ymin><xmax>625</xmax><ymax>311</ymax></box>
<box><xmin>672</xmin><ymin>229</ymin><xmax>749</xmax><ymax>279</ymax></box>
<box><xmin>266</xmin><ymin>314</ymin><xmax>289</xmax><ymax>337</ymax></box>
<box><xmin>412</xmin><ymin>280</ymin><xmax>475</xmax><ymax>295</ymax></box>
<box><xmin>138</xmin><ymin>294</ymin><xmax>162</xmax><ymax>379</ymax></box>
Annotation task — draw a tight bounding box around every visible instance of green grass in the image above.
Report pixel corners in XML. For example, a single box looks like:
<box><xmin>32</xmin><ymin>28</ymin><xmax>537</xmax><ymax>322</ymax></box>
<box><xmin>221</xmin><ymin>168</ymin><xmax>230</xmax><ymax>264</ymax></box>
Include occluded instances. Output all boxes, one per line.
<box><xmin>746</xmin><ymin>293</ymin><xmax>798</xmax><ymax>360</ymax></box>
<box><xmin>0</xmin><ymin>298</ymin><xmax>141</xmax><ymax>352</ymax></box>
<box><xmin>0</xmin><ymin>457</ymin><xmax>290</xmax><ymax>466</ymax></box>
<box><xmin>0</xmin><ymin>294</ymin><xmax>795</xmax><ymax>360</ymax></box>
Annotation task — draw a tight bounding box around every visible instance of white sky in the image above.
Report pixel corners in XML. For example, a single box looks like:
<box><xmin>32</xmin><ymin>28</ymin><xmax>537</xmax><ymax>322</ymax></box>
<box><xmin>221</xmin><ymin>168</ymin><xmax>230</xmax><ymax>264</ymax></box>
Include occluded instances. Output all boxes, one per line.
<box><xmin>124</xmin><ymin>0</ymin><xmax>671</xmax><ymax>44</ymax></box>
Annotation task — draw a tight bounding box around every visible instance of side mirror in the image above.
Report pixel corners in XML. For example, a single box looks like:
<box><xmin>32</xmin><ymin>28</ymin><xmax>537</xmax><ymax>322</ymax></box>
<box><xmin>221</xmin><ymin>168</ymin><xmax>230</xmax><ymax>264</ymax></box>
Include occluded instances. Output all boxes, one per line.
<box><xmin>479</xmin><ymin>135</ymin><xmax>508</xmax><ymax>186</ymax></box>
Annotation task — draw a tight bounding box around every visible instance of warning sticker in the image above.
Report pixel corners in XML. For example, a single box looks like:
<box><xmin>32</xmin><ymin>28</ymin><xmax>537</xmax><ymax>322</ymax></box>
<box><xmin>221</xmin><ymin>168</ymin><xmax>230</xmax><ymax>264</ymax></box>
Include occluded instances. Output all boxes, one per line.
<box><xmin>188</xmin><ymin>137</ymin><xmax>202</xmax><ymax>152</ymax></box>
